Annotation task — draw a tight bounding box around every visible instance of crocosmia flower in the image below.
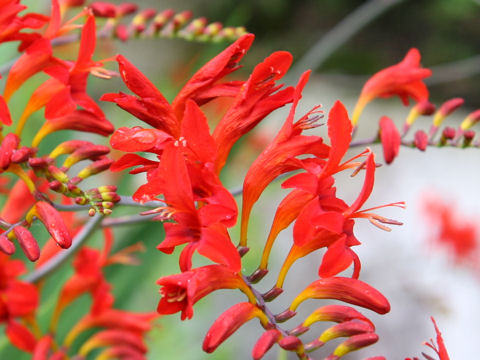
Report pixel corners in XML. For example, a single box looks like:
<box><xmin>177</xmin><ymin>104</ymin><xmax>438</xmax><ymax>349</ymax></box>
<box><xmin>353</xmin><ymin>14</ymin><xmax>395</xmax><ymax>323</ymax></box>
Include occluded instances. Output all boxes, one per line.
<box><xmin>352</xmin><ymin>48</ymin><xmax>432</xmax><ymax>125</ymax></box>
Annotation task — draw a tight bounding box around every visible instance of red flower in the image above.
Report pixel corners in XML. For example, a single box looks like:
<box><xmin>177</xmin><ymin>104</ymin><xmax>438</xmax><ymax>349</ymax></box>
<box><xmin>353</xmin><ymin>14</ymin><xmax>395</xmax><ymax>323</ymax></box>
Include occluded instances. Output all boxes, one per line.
<box><xmin>240</xmin><ymin>71</ymin><xmax>328</xmax><ymax>247</ymax></box>
<box><xmin>422</xmin><ymin>195</ymin><xmax>479</xmax><ymax>264</ymax></box>
<box><xmin>155</xmin><ymin>143</ymin><xmax>240</xmax><ymax>272</ymax></box>
<box><xmin>156</xmin><ymin>265</ymin><xmax>253</xmax><ymax>320</ymax></box>
<box><xmin>212</xmin><ymin>50</ymin><xmax>294</xmax><ymax>172</ymax></box>
<box><xmin>352</xmin><ymin>48</ymin><xmax>431</xmax><ymax>125</ymax></box>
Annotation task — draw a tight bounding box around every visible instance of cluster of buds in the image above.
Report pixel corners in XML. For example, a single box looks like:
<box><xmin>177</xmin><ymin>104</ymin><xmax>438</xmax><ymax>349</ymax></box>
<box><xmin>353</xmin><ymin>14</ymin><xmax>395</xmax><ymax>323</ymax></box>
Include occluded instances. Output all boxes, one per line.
<box><xmin>29</xmin><ymin>140</ymin><xmax>120</xmax><ymax>215</ymax></box>
<box><xmin>86</xmin><ymin>2</ymin><xmax>247</xmax><ymax>43</ymax></box>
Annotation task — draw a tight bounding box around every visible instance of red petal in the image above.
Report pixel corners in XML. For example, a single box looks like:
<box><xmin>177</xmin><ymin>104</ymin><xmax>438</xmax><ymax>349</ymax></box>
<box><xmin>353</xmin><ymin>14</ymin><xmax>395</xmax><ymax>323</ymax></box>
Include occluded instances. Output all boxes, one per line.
<box><xmin>323</xmin><ymin>101</ymin><xmax>352</xmax><ymax>175</ymax></box>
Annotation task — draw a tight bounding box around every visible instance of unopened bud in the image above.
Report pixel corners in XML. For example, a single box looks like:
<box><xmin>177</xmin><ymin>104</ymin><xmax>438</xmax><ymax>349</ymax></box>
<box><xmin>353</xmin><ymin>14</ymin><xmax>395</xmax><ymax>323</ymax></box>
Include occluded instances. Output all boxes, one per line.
<box><xmin>117</xmin><ymin>3</ymin><xmax>137</xmax><ymax>17</ymax></box>
<box><xmin>440</xmin><ymin>127</ymin><xmax>456</xmax><ymax>145</ymax></box>
<box><xmin>319</xmin><ymin>320</ymin><xmax>374</xmax><ymax>343</ymax></box>
<box><xmin>414</xmin><ymin>130</ymin><xmax>428</xmax><ymax>151</ymax></box>
<box><xmin>28</xmin><ymin>157</ymin><xmax>52</xmax><ymax>169</ymax></box>
<box><xmin>63</xmin><ymin>144</ymin><xmax>110</xmax><ymax>169</ymax></box>
<box><xmin>49</xmin><ymin>180</ymin><xmax>68</xmax><ymax>193</ymax></box>
<box><xmin>74</xmin><ymin>197</ymin><xmax>88</xmax><ymax>205</ymax></box>
<box><xmin>433</xmin><ymin>98</ymin><xmax>464</xmax><ymax>127</ymax></box>
<box><xmin>330</xmin><ymin>333</ymin><xmax>379</xmax><ymax>358</ymax></box>
<box><xmin>252</xmin><ymin>329</ymin><xmax>281</xmax><ymax>360</ymax></box>
<box><xmin>47</xmin><ymin>165</ymin><xmax>69</xmax><ymax>183</ymax></box>
<box><xmin>132</xmin><ymin>9</ymin><xmax>157</xmax><ymax>34</ymax></box>
<box><xmin>75</xmin><ymin>158</ymin><xmax>114</xmax><ymax>181</ymax></box>
<box><xmin>115</xmin><ymin>24</ymin><xmax>129</xmax><ymax>41</ymax></box>
<box><xmin>34</xmin><ymin>201</ymin><xmax>72</xmax><ymax>248</ymax></box>
<box><xmin>278</xmin><ymin>335</ymin><xmax>302</xmax><ymax>351</ymax></box>
<box><xmin>152</xmin><ymin>9</ymin><xmax>175</xmax><ymax>32</ymax></box>
<box><xmin>204</xmin><ymin>22</ymin><xmax>222</xmax><ymax>37</ymax></box>
<box><xmin>0</xmin><ymin>133</ymin><xmax>20</xmax><ymax>169</ymax></box>
<box><xmin>49</xmin><ymin>140</ymin><xmax>93</xmax><ymax>159</ymax></box>
<box><xmin>203</xmin><ymin>303</ymin><xmax>266</xmax><ymax>354</ymax></box>
<box><xmin>88</xmin><ymin>208</ymin><xmax>97</xmax><ymax>217</ymax></box>
<box><xmin>404</xmin><ymin>100</ymin><xmax>436</xmax><ymax>133</ymax></box>
<box><xmin>462</xmin><ymin>130</ymin><xmax>475</xmax><ymax>148</ymax></box>
<box><xmin>460</xmin><ymin>109</ymin><xmax>480</xmax><ymax>130</ymax></box>
<box><xmin>184</xmin><ymin>18</ymin><xmax>207</xmax><ymax>37</ymax></box>
<box><xmin>89</xmin><ymin>2</ymin><xmax>117</xmax><ymax>18</ymax></box>
<box><xmin>290</xmin><ymin>277</ymin><xmax>390</xmax><ymax>315</ymax></box>
<box><xmin>13</xmin><ymin>226</ymin><xmax>39</xmax><ymax>261</ymax></box>
<box><xmin>166</xmin><ymin>11</ymin><xmax>192</xmax><ymax>35</ymax></box>
<box><xmin>0</xmin><ymin>234</ymin><xmax>15</xmax><ymax>255</ymax></box>
<box><xmin>11</xmin><ymin>147</ymin><xmax>35</xmax><ymax>164</ymax></box>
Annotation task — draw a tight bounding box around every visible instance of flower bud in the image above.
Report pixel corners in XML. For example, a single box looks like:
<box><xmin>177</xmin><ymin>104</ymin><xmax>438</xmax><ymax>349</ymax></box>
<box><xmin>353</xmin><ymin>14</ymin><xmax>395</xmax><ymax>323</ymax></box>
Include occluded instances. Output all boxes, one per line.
<box><xmin>252</xmin><ymin>330</ymin><xmax>281</xmax><ymax>360</ymax></box>
<box><xmin>290</xmin><ymin>277</ymin><xmax>390</xmax><ymax>315</ymax></box>
<box><xmin>460</xmin><ymin>109</ymin><xmax>480</xmax><ymax>130</ymax></box>
<box><xmin>433</xmin><ymin>98</ymin><xmax>464</xmax><ymax>127</ymax></box>
<box><xmin>414</xmin><ymin>130</ymin><xmax>428</xmax><ymax>151</ymax></box>
<box><xmin>0</xmin><ymin>234</ymin><xmax>15</xmax><ymax>255</ymax></box>
<box><xmin>13</xmin><ymin>226</ymin><xmax>40</xmax><ymax>261</ymax></box>
<box><xmin>132</xmin><ymin>9</ymin><xmax>157</xmax><ymax>34</ymax></box>
<box><xmin>0</xmin><ymin>133</ymin><xmax>20</xmax><ymax>169</ymax></box>
<box><xmin>115</xmin><ymin>24</ymin><xmax>129</xmax><ymax>41</ymax></box>
<box><xmin>152</xmin><ymin>9</ymin><xmax>175</xmax><ymax>32</ymax></box>
<box><xmin>379</xmin><ymin>116</ymin><xmax>401</xmax><ymax>164</ymax></box>
<box><xmin>203</xmin><ymin>302</ymin><xmax>267</xmax><ymax>353</ymax></box>
<box><xmin>278</xmin><ymin>335</ymin><xmax>303</xmax><ymax>351</ymax></box>
<box><xmin>49</xmin><ymin>140</ymin><xmax>93</xmax><ymax>159</ymax></box>
<box><xmin>73</xmin><ymin>158</ymin><xmax>114</xmax><ymax>183</ymax></box>
<box><xmin>301</xmin><ymin>305</ymin><xmax>374</xmax><ymax>329</ymax></box>
<box><xmin>33</xmin><ymin>201</ymin><xmax>72</xmax><ymax>248</ymax></box>
<box><xmin>63</xmin><ymin>145</ymin><xmax>110</xmax><ymax>169</ymax></box>
<box><xmin>117</xmin><ymin>3</ymin><xmax>138</xmax><ymax>17</ymax></box>
<box><xmin>328</xmin><ymin>333</ymin><xmax>379</xmax><ymax>359</ymax></box>
<box><xmin>462</xmin><ymin>130</ymin><xmax>475</xmax><ymax>148</ymax></box>
<box><xmin>89</xmin><ymin>2</ymin><xmax>117</xmax><ymax>18</ymax></box>
<box><xmin>11</xmin><ymin>147</ymin><xmax>35</xmax><ymax>164</ymax></box>
<box><xmin>319</xmin><ymin>320</ymin><xmax>374</xmax><ymax>343</ymax></box>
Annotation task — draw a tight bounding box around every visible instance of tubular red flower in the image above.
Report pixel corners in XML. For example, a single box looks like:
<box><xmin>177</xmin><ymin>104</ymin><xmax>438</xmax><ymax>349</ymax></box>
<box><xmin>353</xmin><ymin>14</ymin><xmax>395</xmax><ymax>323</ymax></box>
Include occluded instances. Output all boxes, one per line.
<box><xmin>240</xmin><ymin>71</ymin><xmax>328</xmax><ymax>247</ymax></box>
<box><xmin>172</xmin><ymin>33</ymin><xmax>254</xmax><ymax>119</ymax></box>
<box><xmin>212</xmin><ymin>51</ymin><xmax>294</xmax><ymax>172</ymax></box>
<box><xmin>290</xmin><ymin>277</ymin><xmax>390</xmax><ymax>315</ymax></box>
<box><xmin>203</xmin><ymin>302</ymin><xmax>268</xmax><ymax>353</ymax></box>
<box><xmin>352</xmin><ymin>48</ymin><xmax>431</xmax><ymax>125</ymax></box>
